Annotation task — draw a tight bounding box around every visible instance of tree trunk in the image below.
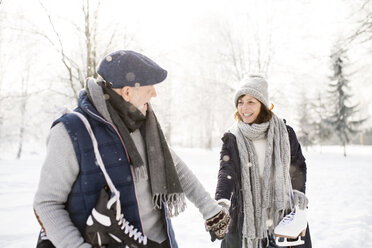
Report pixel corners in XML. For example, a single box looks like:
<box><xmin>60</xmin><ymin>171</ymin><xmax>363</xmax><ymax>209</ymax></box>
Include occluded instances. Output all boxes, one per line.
<box><xmin>16</xmin><ymin>126</ymin><xmax>24</xmax><ymax>159</ymax></box>
<box><xmin>17</xmin><ymin>94</ymin><xmax>27</xmax><ymax>159</ymax></box>
<box><xmin>343</xmin><ymin>143</ymin><xmax>347</xmax><ymax>157</ymax></box>
<box><xmin>360</xmin><ymin>132</ymin><xmax>364</xmax><ymax>145</ymax></box>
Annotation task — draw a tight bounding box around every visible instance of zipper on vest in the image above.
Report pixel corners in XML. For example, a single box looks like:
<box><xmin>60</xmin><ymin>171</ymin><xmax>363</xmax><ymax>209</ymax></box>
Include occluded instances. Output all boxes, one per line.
<box><xmin>85</xmin><ymin>109</ymin><xmax>145</xmax><ymax>233</ymax></box>
<box><xmin>164</xmin><ymin>213</ymin><xmax>174</xmax><ymax>248</ymax></box>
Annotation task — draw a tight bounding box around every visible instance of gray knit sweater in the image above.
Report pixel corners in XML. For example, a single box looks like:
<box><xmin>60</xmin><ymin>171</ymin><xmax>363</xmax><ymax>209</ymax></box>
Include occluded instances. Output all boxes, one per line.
<box><xmin>33</xmin><ymin>80</ymin><xmax>221</xmax><ymax>248</ymax></box>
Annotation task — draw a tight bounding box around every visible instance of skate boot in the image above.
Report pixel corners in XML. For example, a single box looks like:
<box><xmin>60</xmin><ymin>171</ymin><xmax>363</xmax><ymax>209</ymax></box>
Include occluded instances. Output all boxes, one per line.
<box><xmin>274</xmin><ymin>206</ymin><xmax>307</xmax><ymax>247</ymax></box>
<box><xmin>85</xmin><ymin>186</ymin><xmax>159</xmax><ymax>248</ymax></box>
<box><xmin>36</xmin><ymin>229</ymin><xmax>55</xmax><ymax>248</ymax></box>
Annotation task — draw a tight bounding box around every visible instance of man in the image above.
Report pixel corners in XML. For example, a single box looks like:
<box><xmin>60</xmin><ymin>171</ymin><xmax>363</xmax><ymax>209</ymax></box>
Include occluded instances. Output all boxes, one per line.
<box><xmin>34</xmin><ymin>50</ymin><xmax>229</xmax><ymax>248</ymax></box>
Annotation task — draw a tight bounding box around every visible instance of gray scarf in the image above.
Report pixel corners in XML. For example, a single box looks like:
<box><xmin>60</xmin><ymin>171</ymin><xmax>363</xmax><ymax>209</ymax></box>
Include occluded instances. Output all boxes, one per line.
<box><xmin>100</xmin><ymin>85</ymin><xmax>186</xmax><ymax>218</ymax></box>
<box><xmin>145</xmin><ymin>103</ymin><xmax>186</xmax><ymax>217</ymax></box>
<box><xmin>230</xmin><ymin>114</ymin><xmax>291</xmax><ymax>248</ymax></box>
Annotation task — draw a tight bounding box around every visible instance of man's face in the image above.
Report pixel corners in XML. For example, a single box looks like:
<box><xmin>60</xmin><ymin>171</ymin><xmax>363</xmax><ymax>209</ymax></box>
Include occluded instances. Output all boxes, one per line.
<box><xmin>124</xmin><ymin>85</ymin><xmax>157</xmax><ymax>116</ymax></box>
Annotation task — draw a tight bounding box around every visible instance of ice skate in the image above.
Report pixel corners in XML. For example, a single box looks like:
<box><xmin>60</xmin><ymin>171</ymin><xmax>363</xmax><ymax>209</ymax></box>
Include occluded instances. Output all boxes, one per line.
<box><xmin>274</xmin><ymin>206</ymin><xmax>307</xmax><ymax>247</ymax></box>
<box><xmin>85</xmin><ymin>186</ymin><xmax>159</xmax><ymax>248</ymax></box>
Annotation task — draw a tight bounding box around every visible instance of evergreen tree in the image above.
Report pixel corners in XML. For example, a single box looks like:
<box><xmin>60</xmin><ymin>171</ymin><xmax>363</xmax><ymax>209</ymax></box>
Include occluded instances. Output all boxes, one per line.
<box><xmin>327</xmin><ymin>46</ymin><xmax>364</xmax><ymax>156</ymax></box>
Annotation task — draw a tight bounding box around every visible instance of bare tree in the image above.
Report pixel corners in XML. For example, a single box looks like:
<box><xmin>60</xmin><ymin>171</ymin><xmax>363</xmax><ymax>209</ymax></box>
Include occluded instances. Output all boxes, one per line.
<box><xmin>175</xmin><ymin>10</ymin><xmax>275</xmax><ymax>148</ymax></box>
<box><xmin>345</xmin><ymin>0</ymin><xmax>372</xmax><ymax>46</ymax></box>
<box><xmin>0</xmin><ymin>1</ymin><xmax>8</xmax><ymax>142</ymax></box>
<box><xmin>215</xmin><ymin>13</ymin><xmax>274</xmax><ymax>86</ymax></box>
<box><xmin>0</xmin><ymin>0</ymin><xmax>139</xmax><ymax>157</ymax></box>
<box><xmin>33</xmin><ymin>0</ymin><xmax>135</xmax><ymax>99</ymax></box>
<box><xmin>296</xmin><ymin>92</ymin><xmax>315</xmax><ymax>150</ymax></box>
<box><xmin>16</xmin><ymin>69</ymin><xmax>30</xmax><ymax>159</ymax></box>
<box><xmin>1</xmin><ymin>18</ymin><xmax>45</xmax><ymax>158</ymax></box>
<box><xmin>36</xmin><ymin>0</ymin><xmax>98</xmax><ymax>99</ymax></box>
<box><xmin>160</xmin><ymin>7</ymin><xmax>276</xmax><ymax>149</ymax></box>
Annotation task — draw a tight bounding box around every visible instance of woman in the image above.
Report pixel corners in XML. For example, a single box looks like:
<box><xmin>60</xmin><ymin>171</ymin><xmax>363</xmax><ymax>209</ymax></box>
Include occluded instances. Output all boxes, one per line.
<box><xmin>214</xmin><ymin>75</ymin><xmax>312</xmax><ymax>248</ymax></box>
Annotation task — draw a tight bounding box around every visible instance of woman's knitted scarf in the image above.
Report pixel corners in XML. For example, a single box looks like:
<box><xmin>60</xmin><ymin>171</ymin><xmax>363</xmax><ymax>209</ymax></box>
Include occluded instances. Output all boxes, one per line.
<box><xmin>230</xmin><ymin>114</ymin><xmax>291</xmax><ymax>248</ymax></box>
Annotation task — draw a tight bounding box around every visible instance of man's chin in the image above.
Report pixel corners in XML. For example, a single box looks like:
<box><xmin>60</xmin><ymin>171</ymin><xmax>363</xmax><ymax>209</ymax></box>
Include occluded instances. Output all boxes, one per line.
<box><xmin>139</xmin><ymin>104</ymin><xmax>147</xmax><ymax>116</ymax></box>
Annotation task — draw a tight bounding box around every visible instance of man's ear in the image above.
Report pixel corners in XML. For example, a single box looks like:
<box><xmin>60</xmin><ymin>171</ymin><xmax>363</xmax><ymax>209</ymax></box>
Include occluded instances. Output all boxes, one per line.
<box><xmin>113</xmin><ymin>86</ymin><xmax>131</xmax><ymax>102</ymax></box>
<box><xmin>122</xmin><ymin>86</ymin><xmax>132</xmax><ymax>102</ymax></box>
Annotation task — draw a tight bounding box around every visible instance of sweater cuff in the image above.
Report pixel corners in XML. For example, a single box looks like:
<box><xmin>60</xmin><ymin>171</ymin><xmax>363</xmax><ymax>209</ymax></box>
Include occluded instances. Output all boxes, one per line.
<box><xmin>202</xmin><ymin>200</ymin><xmax>223</xmax><ymax>220</ymax></box>
<box><xmin>79</xmin><ymin>243</ymin><xmax>92</xmax><ymax>248</ymax></box>
<box><xmin>217</xmin><ymin>198</ymin><xmax>231</xmax><ymax>212</ymax></box>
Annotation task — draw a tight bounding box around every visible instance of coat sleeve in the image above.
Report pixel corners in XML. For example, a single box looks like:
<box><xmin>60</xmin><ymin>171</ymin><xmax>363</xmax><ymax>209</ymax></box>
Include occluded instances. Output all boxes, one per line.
<box><xmin>215</xmin><ymin>133</ymin><xmax>238</xmax><ymax>201</ymax></box>
<box><xmin>33</xmin><ymin>123</ymin><xmax>92</xmax><ymax>248</ymax></box>
<box><xmin>287</xmin><ymin>125</ymin><xmax>307</xmax><ymax>193</ymax></box>
<box><xmin>171</xmin><ymin>149</ymin><xmax>222</xmax><ymax>220</ymax></box>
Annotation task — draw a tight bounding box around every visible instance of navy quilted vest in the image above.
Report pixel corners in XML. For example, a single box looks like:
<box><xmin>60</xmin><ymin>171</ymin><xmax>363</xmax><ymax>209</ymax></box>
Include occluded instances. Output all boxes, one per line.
<box><xmin>52</xmin><ymin>91</ymin><xmax>178</xmax><ymax>247</ymax></box>
<box><xmin>52</xmin><ymin>94</ymin><xmax>142</xmax><ymax>235</ymax></box>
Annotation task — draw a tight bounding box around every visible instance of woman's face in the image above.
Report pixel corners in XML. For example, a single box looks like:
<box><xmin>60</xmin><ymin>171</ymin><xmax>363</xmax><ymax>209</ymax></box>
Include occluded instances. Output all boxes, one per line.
<box><xmin>237</xmin><ymin>94</ymin><xmax>262</xmax><ymax>124</ymax></box>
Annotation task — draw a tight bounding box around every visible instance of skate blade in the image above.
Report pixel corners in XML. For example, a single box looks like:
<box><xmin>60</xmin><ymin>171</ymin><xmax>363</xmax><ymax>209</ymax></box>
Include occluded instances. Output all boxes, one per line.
<box><xmin>275</xmin><ymin>236</ymin><xmax>305</xmax><ymax>247</ymax></box>
<box><xmin>274</xmin><ymin>228</ymin><xmax>307</xmax><ymax>239</ymax></box>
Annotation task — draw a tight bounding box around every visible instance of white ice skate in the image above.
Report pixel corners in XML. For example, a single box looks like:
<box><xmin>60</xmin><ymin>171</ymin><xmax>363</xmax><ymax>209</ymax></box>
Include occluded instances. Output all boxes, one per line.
<box><xmin>274</xmin><ymin>206</ymin><xmax>307</xmax><ymax>247</ymax></box>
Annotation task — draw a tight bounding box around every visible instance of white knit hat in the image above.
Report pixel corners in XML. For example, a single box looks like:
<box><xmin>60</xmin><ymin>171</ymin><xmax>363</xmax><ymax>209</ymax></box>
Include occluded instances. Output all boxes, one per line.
<box><xmin>233</xmin><ymin>75</ymin><xmax>269</xmax><ymax>108</ymax></box>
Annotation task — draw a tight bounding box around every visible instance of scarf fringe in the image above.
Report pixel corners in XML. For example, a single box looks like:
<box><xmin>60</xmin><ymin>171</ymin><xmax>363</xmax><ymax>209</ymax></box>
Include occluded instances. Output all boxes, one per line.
<box><xmin>153</xmin><ymin>193</ymin><xmax>187</xmax><ymax>218</ymax></box>
<box><xmin>133</xmin><ymin>165</ymin><xmax>148</xmax><ymax>180</ymax></box>
<box><xmin>242</xmin><ymin>237</ymin><xmax>267</xmax><ymax>248</ymax></box>
<box><xmin>146</xmin><ymin>103</ymin><xmax>185</xmax><ymax>212</ymax></box>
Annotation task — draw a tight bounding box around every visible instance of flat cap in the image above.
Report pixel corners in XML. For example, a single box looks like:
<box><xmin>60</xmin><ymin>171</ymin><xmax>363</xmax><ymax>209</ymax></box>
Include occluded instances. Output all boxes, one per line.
<box><xmin>97</xmin><ymin>50</ymin><xmax>167</xmax><ymax>88</ymax></box>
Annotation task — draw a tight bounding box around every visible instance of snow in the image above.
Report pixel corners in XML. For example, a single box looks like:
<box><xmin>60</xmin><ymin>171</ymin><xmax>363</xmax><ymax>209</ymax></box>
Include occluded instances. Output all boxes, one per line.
<box><xmin>0</xmin><ymin>146</ymin><xmax>372</xmax><ymax>248</ymax></box>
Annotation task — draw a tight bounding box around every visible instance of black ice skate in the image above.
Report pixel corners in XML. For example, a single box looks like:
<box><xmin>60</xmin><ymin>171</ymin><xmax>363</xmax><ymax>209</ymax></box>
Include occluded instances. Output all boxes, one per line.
<box><xmin>36</xmin><ymin>228</ymin><xmax>55</xmax><ymax>248</ymax></box>
<box><xmin>85</xmin><ymin>186</ymin><xmax>159</xmax><ymax>248</ymax></box>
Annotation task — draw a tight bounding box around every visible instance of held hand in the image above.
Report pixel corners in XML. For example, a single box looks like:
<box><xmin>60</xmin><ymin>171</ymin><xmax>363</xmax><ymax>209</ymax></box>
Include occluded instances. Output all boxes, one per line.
<box><xmin>292</xmin><ymin>189</ymin><xmax>308</xmax><ymax>209</ymax></box>
<box><xmin>205</xmin><ymin>209</ymin><xmax>231</xmax><ymax>242</ymax></box>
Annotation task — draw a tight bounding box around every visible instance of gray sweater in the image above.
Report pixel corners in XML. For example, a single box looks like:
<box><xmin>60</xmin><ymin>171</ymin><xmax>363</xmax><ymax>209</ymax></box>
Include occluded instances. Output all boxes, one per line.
<box><xmin>33</xmin><ymin>80</ymin><xmax>221</xmax><ymax>248</ymax></box>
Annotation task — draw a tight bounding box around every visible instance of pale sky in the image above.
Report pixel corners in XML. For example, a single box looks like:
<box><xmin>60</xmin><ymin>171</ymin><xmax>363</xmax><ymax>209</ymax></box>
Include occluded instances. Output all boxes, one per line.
<box><xmin>2</xmin><ymin>0</ymin><xmax>371</xmax><ymax>124</ymax></box>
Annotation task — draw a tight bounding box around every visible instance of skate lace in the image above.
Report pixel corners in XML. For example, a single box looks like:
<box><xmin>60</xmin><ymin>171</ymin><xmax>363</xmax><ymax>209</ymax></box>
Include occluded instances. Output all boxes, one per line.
<box><xmin>106</xmin><ymin>195</ymin><xmax>148</xmax><ymax>245</ymax></box>
<box><xmin>117</xmin><ymin>213</ymin><xmax>148</xmax><ymax>245</ymax></box>
<box><xmin>281</xmin><ymin>212</ymin><xmax>295</xmax><ymax>224</ymax></box>
<box><xmin>72</xmin><ymin>111</ymin><xmax>148</xmax><ymax>245</ymax></box>
<box><xmin>40</xmin><ymin>229</ymin><xmax>48</xmax><ymax>240</ymax></box>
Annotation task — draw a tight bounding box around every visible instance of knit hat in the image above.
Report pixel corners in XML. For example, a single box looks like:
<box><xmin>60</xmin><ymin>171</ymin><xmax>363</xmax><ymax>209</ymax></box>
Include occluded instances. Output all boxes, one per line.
<box><xmin>97</xmin><ymin>50</ymin><xmax>167</xmax><ymax>88</ymax></box>
<box><xmin>233</xmin><ymin>75</ymin><xmax>269</xmax><ymax>108</ymax></box>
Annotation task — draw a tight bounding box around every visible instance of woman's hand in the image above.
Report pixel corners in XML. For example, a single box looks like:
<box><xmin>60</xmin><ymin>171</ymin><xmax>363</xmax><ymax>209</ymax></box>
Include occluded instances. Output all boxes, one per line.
<box><xmin>293</xmin><ymin>189</ymin><xmax>308</xmax><ymax>209</ymax></box>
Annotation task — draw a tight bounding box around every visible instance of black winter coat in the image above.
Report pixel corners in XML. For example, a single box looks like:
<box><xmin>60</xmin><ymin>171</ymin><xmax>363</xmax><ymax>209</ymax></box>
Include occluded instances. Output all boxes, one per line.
<box><xmin>215</xmin><ymin>125</ymin><xmax>312</xmax><ymax>248</ymax></box>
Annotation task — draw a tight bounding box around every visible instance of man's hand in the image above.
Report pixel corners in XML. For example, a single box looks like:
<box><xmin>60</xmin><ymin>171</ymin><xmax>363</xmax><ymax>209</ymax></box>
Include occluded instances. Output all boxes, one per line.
<box><xmin>205</xmin><ymin>209</ymin><xmax>231</xmax><ymax>242</ymax></box>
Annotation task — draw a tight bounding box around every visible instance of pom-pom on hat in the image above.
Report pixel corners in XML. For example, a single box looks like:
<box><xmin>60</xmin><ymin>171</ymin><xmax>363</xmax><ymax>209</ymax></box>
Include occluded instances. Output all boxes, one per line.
<box><xmin>97</xmin><ymin>50</ymin><xmax>167</xmax><ymax>88</ymax></box>
<box><xmin>233</xmin><ymin>75</ymin><xmax>269</xmax><ymax>108</ymax></box>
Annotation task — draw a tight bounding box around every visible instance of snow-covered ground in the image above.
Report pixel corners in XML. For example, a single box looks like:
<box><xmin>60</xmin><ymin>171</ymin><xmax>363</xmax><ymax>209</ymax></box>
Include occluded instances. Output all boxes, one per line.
<box><xmin>0</xmin><ymin>145</ymin><xmax>371</xmax><ymax>248</ymax></box>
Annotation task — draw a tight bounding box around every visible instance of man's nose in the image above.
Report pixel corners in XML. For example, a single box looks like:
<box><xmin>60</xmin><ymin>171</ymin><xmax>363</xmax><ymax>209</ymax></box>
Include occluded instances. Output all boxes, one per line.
<box><xmin>151</xmin><ymin>86</ymin><xmax>157</xmax><ymax>98</ymax></box>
